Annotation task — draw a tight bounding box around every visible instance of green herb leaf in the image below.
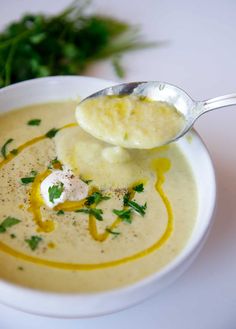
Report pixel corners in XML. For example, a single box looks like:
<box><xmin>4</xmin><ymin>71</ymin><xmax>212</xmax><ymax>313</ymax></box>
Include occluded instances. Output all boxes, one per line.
<box><xmin>57</xmin><ymin>210</ymin><xmax>65</xmax><ymax>215</ymax></box>
<box><xmin>1</xmin><ymin>138</ymin><xmax>13</xmax><ymax>158</ymax></box>
<box><xmin>106</xmin><ymin>228</ymin><xmax>120</xmax><ymax>236</ymax></box>
<box><xmin>76</xmin><ymin>208</ymin><xmax>103</xmax><ymax>221</ymax></box>
<box><xmin>25</xmin><ymin>235</ymin><xmax>42</xmax><ymax>250</ymax></box>
<box><xmin>85</xmin><ymin>191</ymin><xmax>110</xmax><ymax>206</ymax></box>
<box><xmin>113</xmin><ymin>208</ymin><xmax>132</xmax><ymax>224</ymax></box>
<box><xmin>123</xmin><ymin>192</ymin><xmax>131</xmax><ymax>206</ymax></box>
<box><xmin>48</xmin><ymin>182</ymin><xmax>64</xmax><ymax>203</ymax></box>
<box><xmin>27</xmin><ymin>119</ymin><xmax>41</xmax><ymax>126</ymax></box>
<box><xmin>10</xmin><ymin>233</ymin><xmax>16</xmax><ymax>238</ymax></box>
<box><xmin>45</xmin><ymin>128</ymin><xmax>59</xmax><ymax>139</ymax></box>
<box><xmin>21</xmin><ymin>170</ymin><xmax>37</xmax><ymax>184</ymax></box>
<box><xmin>133</xmin><ymin>183</ymin><xmax>144</xmax><ymax>193</ymax></box>
<box><xmin>0</xmin><ymin>2</ymin><xmax>156</xmax><ymax>88</ymax></box>
<box><xmin>127</xmin><ymin>200</ymin><xmax>147</xmax><ymax>216</ymax></box>
<box><xmin>21</xmin><ymin>176</ymin><xmax>35</xmax><ymax>184</ymax></box>
<box><xmin>0</xmin><ymin>216</ymin><xmax>21</xmax><ymax>233</ymax></box>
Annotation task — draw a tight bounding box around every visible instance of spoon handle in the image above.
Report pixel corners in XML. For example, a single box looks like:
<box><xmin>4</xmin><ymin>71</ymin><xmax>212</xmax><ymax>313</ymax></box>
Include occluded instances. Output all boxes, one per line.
<box><xmin>203</xmin><ymin>94</ymin><xmax>236</xmax><ymax>112</ymax></box>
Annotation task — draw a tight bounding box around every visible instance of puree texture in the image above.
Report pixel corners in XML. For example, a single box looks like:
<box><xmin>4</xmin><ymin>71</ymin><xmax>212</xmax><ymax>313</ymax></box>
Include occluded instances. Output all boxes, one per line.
<box><xmin>76</xmin><ymin>95</ymin><xmax>185</xmax><ymax>149</ymax></box>
<box><xmin>0</xmin><ymin>101</ymin><xmax>197</xmax><ymax>292</ymax></box>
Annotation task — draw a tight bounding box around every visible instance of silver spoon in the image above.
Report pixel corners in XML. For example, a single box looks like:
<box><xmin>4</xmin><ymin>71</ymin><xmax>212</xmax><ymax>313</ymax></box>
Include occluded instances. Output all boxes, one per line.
<box><xmin>77</xmin><ymin>81</ymin><xmax>236</xmax><ymax>147</ymax></box>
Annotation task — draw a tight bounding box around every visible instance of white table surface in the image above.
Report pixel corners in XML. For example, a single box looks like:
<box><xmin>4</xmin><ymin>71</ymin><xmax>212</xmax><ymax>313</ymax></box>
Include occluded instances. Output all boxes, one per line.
<box><xmin>0</xmin><ymin>0</ymin><xmax>236</xmax><ymax>328</ymax></box>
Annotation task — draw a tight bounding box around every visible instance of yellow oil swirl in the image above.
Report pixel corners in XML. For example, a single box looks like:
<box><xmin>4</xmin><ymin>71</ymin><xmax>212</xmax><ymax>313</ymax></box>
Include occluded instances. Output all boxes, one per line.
<box><xmin>0</xmin><ymin>126</ymin><xmax>174</xmax><ymax>269</ymax></box>
<box><xmin>0</xmin><ymin>123</ymin><xmax>76</xmax><ymax>170</ymax></box>
<box><xmin>28</xmin><ymin>170</ymin><xmax>54</xmax><ymax>233</ymax></box>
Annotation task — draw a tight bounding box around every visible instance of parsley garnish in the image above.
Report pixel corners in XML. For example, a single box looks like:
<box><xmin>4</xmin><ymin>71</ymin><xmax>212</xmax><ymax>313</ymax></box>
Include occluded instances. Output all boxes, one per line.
<box><xmin>85</xmin><ymin>191</ymin><xmax>110</xmax><ymax>206</ymax></box>
<box><xmin>0</xmin><ymin>2</ymin><xmax>154</xmax><ymax>88</ymax></box>
<box><xmin>21</xmin><ymin>177</ymin><xmax>35</xmax><ymax>184</ymax></box>
<box><xmin>113</xmin><ymin>209</ymin><xmax>132</xmax><ymax>224</ymax></box>
<box><xmin>21</xmin><ymin>170</ymin><xmax>37</xmax><ymax>185</ymax></box>
<box><xmin>76</xmin><ymin>208</ymin><xmax>103</xmax><ymax>221</ymax></box>
<box><xmin>106</xmin><ymin>228</ymin><xmax>120</xmax><ymax>236</ymax></box>
<box><xmin>127</xmin><ymin>200</ymin><xmax>147</xmax><ymax>216</ymax></box>
<box><xmin>1</xmin><ymin>138</ymin><xmax>13</xmax><ymax>158</ymax></box>
<box><xmin>133</xmin><ymin>183</ymin><xmax>144</xmax><ymax>193</ymax></box>
<box><xmin>27</xmin><ymin>119</ymin><xmax>41</xmax><ymax>126</ymax></box>
<box><xmin>57</xmin><ymin>210</ymin><xmax>65</xmax><ymax>215</ymax></box>
<box><xmin>10</xmin><ymin>233</ymin><xmax>16</xmax><ymax>238</ymax></box>
<box><xmin>25</xmin><ymin>235</ymin><xmax>42</xmax><ymax>250</ymax></box>
<box><xmin>123</xmin><ymin>191</ymin><xmax>147</xmax><ymax>216</ymax></box>
<box><xmin>45</xmin><ymin>128</ymin><xmax>59</xmax><ymax>139</ymax></box>
<box><xmin>48</xmin><ymin>182</ymin><xmax>64</xmax><ymax>203</ymax></box>
<box><xmin>123</xmin><ymin>192</ymin><xmax>131</xmax><ymax>206</ymax></box>
<box><xmin>0</xmin><ymin>217</ymin><xmax>21</xmax><ymax>233</ymax></box>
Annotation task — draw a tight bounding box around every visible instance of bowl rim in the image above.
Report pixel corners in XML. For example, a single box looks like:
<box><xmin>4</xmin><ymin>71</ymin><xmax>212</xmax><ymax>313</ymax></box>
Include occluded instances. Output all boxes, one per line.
<box><xmin>0</xmin><ymin>76</ymin><xmax>216</xmax><ymax>314</ymax></box>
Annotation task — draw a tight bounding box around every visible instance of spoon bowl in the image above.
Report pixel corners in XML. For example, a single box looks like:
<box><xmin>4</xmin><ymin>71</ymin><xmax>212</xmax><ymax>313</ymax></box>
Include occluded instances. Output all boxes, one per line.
<box><xmin>77</xmin><ymin>81</ymin><xmax>236</xmax><ymax>147</ymax></box>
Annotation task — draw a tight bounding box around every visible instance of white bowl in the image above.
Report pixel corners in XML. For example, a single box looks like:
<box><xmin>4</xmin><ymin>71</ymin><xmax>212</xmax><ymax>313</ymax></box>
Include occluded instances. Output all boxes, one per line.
<box><xmin>0</xmin><ymin>76</ymin><xmax>216</xmax><ymax>318</ymax></box>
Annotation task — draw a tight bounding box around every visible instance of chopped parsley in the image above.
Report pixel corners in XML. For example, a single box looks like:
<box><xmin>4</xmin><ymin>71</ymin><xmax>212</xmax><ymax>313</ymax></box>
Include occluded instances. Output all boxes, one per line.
<box><xmin>123</xmin><ymin>192</ymin><xmax>131</xmax><ymax>206</ymax></box>
<box><xmin>45</xmin><ymin>128</ymin><xmax>59</xmax><ymax>139</ymax></box>
<box><xmin>21</xmin><ymin>177</ymin><xmax>35</xmax><ymax>184</ymax></box>
<box><xmin>0</xmin><ymin>217</ymin><xmax>21</xmax><ymax>233</ymax></box>
<box><xmin>25</xmin><ymin>235</ymin><xmax>42</xmax><ymax>251</ymax></box>
<box><xmin>57</xmin><ymin>210</ymin><xmax>65</xmax><ymax>215</ymax></box>
<box><xmin>21</xmin><ymin>170</ymin><xmax>37</xmax><ymax>185</ymax></box>
<box><xmin>106</xmin><ymin>228</ymin><xmax>120</xmax><ymax>236</ymax></box>
<box><xmin>113</xmin><ymin>209</ymin><xmax>132</xmax><ymax>224</ymax></box>
<box><xmin>10</xmin><ymin>233</ymin><xmax>16</xmax><ymax>239</ymax></box>
<box><xmin>1</xmin><ymin>138</ymin><xmax>13</xmax><ymax>158</ymax></box>
<box><xmin>123</xmin><ymin>190</ymin><xmax>147</xmax><ymax>216</ymax></box>
<box><xmin>85</xmin><ymin>191</ymin><xmax>110</xmax><ymax>206</ymax></box>
<box><xmin>133</xmin><ymin>183</ymin><xmax>144</xmax><ymax>193</ymax></box>
<box><xmin>127</xmin><ymin>200</ymin><xmax>147</xmax><ymax>216</ymax></box>
<box><xmin>76</xmin><ymin>208</ymin><xmax>103</xmax><ymax>221</ymax></box>
<box><xmin>48</xmin><ymin>182</ymin><xmax>64</xmax><ymax>203</ymax></box>
<box><xmin>17</xmin><ymin>266</ymin><xmax>24</xmax><ymax>271</ymax></box>
<box><xmin>27</xmin><ymin>119</ymin><xmax>41</xmax><ymax>126</ymax></box>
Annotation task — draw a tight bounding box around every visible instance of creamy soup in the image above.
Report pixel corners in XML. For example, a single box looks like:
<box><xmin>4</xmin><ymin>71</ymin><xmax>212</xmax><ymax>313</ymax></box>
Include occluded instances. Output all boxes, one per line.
<box><xmin>76</xmin><ymin>95</ymin><xmax>185</xmax><ymax>148</ymax></box>
<box><xmin>0</xmin><ymin>101</ymin><xmax>197</xmax><ymax>292</ymax></box>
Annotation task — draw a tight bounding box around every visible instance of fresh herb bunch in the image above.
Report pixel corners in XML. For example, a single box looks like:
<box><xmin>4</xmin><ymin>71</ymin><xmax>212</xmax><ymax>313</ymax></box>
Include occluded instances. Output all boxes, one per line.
<box><xmin>0</xmin><ymin>0</ymin><xmax>154</xmax><ymax>87</ymax></box>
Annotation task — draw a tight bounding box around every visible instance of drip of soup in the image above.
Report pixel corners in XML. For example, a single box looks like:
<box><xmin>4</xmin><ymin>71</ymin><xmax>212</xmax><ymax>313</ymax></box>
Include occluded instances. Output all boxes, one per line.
<box><xmin>0</xmin><ymin>101</ymin><xmax>197</xmax><ymax>292</ymax></box>
<box><xmin>76</xmin><ymin>95</ymin><xmax>185</xmax><ymax>149</ymax></box>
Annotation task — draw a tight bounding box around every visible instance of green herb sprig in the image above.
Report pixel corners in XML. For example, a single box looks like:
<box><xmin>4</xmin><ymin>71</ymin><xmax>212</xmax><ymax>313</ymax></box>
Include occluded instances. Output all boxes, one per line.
<box><xmin>0</xmin><ymin>216</ymin><xmax>21</xmax><ymax>233</ymax></box>
<box><xmin>25</xmin><ymin>235</ymin><xmax>42</xmax><ymax>250</ymax></box>
<box><xmin>21</xmin><ymin>170</ymin><xmax>38</xmax><ymax>185</ymax></box>
<box><xmin>48</xmin><ymin>182</ymin><xmax>64</xmax><ymax>203</ymax></box>
<box><xmin>0</xmin><ymin>0</ymin><xmax>156</xmax><ymax>87</ymax></box>
<box><xmin>75</xmin><ymin>208</ymin><xmax>103</xmax><ymax>221</ymax></box>
<box><xmin>27</xmin><ymin>118</ymin><xmax>41</xmax><ymax>126</ymax></box>
<box><xmin>1</xmin><ymin>138</ymin><xmax>13</xmax><ymax>158</ymax></box>
<box><xmin>85</xmin><ymin>191</ymin><xmax>110</xmax><ymax>206</ymax></box>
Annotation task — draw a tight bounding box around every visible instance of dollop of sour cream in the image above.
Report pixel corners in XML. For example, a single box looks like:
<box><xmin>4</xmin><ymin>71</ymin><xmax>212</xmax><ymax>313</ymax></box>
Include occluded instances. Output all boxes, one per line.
<box><xmin>40</xmin><ymin>168</ymin><xmax>89</xmax><ymax>208</ymax></box>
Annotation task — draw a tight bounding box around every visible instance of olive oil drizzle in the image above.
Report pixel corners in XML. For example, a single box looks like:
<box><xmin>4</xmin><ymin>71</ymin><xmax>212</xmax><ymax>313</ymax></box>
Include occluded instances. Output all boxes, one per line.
<box><xmin>0</xmin><ymin>123</ymin><xmax>174</xmax><ymax>270</ymax></box>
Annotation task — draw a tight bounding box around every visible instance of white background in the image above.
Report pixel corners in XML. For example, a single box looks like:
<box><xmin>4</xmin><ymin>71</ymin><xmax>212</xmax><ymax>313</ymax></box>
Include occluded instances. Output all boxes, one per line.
<box><xmin>0</xmin><ymin>0</ymin><xmax>236</xmax><ymax>328</ymax></box>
